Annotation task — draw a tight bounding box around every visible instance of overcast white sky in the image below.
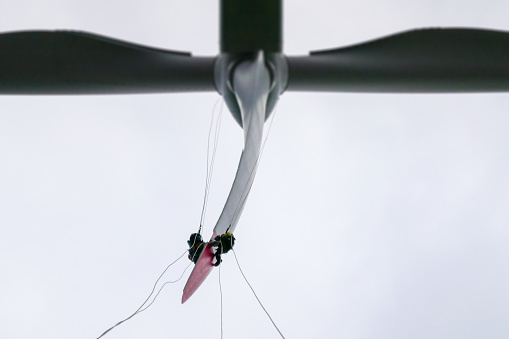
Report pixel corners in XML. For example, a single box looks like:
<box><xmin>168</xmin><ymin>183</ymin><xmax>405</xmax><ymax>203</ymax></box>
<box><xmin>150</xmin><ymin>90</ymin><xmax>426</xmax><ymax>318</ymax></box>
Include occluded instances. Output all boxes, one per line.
<box><xmin>1</xmin><ymin>0</ymin><xmax>509</xmax><ymax>338</ymax></box>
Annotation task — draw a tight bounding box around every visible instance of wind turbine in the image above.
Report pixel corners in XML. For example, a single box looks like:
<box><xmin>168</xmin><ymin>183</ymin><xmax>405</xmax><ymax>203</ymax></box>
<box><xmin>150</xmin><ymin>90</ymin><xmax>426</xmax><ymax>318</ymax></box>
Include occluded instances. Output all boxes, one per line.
<box><xmin>2</xmin><ymin>0</ymin><xmax>509</xmax><ymax>304</ymax></box>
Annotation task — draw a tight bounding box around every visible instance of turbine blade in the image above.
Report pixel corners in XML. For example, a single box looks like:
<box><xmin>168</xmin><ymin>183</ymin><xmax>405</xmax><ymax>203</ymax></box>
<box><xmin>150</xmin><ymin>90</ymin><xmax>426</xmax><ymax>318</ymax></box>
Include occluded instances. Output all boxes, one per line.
<box><xmin>0</xmin><ymin>30</ymin><xmax>216</xmax><ymax>94</ymax></box>
<box><xmin>286</xmin><ymin>28</ymin><xmax>509</xmax><ymax>93</ymax></box>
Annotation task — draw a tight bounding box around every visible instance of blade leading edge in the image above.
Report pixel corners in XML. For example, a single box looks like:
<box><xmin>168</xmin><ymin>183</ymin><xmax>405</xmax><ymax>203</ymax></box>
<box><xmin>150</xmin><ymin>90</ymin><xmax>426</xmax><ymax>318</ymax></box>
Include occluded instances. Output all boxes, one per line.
<box><xmin>0</xmin><ymin>31</ymin><xmax>216</xmax><ymax>94</ymax></box>
<box><xmin>286</xmin><ymin>28</ymin><xmax>509</xmax><ymax>93</ymax></box>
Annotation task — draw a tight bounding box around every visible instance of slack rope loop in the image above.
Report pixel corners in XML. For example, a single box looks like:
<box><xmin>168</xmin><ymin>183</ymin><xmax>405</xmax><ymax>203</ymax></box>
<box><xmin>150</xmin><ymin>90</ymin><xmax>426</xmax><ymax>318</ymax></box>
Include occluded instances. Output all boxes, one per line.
<box><xmin>232</xmin><ymin>249</ymin><xmax>286</xmax><ymax>339</ymax></box>
<box><xmin>96</xmin><ymin>250</ymin><xmax>188</xmax><ymax>339</ymax></box>
<box><xmin>137</xmin><ymin>262</ymin><xmax>192</xmax><ymax>314</ymax></box>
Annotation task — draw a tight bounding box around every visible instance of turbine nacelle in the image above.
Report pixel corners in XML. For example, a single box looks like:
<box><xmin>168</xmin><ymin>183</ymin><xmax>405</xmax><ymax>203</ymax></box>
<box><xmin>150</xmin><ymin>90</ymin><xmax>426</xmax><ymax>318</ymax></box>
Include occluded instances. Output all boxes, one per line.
<box><xmin>214</xmin><ymin>52</ymin><xmax>288</xmax><ymax>126</ymax></box>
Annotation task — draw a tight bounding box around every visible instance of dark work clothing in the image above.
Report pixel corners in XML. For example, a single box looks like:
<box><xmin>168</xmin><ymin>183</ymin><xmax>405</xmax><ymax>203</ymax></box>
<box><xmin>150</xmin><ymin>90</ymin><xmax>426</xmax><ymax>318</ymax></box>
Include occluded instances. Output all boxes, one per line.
<box><xmin>187</xmin><ymin>233</ymin><xmax>205</xmax><ymax>264</ymax></box>
<box><xmin>188</xmin><ymin>242</ymin><xmax>205</xmax><ymax>264</ymax></box>
<box><xmin>210</xmin><ymin>232</ymin><xmax>235</xmax><ymax>266</ymax></box>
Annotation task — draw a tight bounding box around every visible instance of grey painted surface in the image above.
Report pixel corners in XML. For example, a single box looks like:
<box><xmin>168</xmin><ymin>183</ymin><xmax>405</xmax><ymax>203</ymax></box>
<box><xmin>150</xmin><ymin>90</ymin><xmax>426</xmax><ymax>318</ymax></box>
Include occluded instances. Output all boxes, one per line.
<box><xmin>213</xmin><ymin>53</ymin><xmax>271</xmax><ymax>236</ymax></box>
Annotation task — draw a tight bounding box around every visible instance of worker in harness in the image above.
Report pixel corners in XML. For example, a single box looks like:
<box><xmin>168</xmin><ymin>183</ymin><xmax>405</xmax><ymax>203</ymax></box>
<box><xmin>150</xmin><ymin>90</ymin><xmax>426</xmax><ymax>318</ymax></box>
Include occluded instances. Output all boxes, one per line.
<box><xmin>187</xmin><ymin>233</ymin><xmax>206</xmax><ymax>264</ymax></box>
<box><xmin>209</xmin><ymin>232</ymin><xmax>235</xmax><ymax>267</ymax></box>
<box><xmin>186</xmin><ymin>231</ymin><xmax>235</xmax><ymax>266</ymax></box>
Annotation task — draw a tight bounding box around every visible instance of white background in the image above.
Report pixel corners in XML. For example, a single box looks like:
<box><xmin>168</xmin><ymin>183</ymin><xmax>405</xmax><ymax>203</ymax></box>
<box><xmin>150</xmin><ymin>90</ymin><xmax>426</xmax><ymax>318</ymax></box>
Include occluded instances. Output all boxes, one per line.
<box><xmin>1</xmin><ymin>0</ymin><xmax>508</xmax><ymax>338</ymax></box>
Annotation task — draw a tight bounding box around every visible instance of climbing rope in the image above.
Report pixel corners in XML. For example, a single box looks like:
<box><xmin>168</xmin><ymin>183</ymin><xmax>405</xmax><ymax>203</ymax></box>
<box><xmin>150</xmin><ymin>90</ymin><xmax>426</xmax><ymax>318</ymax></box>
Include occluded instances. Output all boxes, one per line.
<box><xmin>218</xmin><ymin>245</ymin><xmax>224</xmax><ymax>339</ymax></box>
<box><xmin>232</xmin><ymin>248</ymin><xmax>286</xmax><ymax>339</ymax></box>
<box><xmin>198</xmin><ymin>99</ymin><xmax>224</xmax><ymax>234</ymax></box>
<box><xmin>136</xmin><ymin>262</ymin><xmax>192</xmax><ymax>314</ymax></box>
<box><xmin>96</xmin><ymin>250</ymin><xmax>189</xmax><ymax>339</ymax></box>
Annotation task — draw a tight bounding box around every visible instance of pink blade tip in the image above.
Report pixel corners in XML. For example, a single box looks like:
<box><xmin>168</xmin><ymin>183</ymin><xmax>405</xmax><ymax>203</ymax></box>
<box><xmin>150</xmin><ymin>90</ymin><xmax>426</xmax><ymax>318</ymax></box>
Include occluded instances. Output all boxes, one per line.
<box><xmin>181</xmin><ymin>245</ymin><xmax>215</xmax><ymax>303</ymax></box>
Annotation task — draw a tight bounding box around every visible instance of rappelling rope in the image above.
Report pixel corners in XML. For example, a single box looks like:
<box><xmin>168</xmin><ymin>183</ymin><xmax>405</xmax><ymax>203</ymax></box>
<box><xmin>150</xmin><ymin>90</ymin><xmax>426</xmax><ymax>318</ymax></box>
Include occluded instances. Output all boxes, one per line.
<box><xmin>198</xmin><ymin>99</ymin><xmax>224</xmax><ymax>235</ymax></box>
<box><xmin>232</xmin><ymin>248</ymin><xmax>286</xmax><ymax>338</ymax></box>
<box><xmin>136</xmin><ymin>262</ymin><xmax>192</xmax><ymax>314</ymax></box>
<box><xmin>96</xmin><ymin>250</ymin><xmax>189</xmax><ymax>339</ymax></box>
<box><xmin>230</xmin><ymin>106</ymin><xmax>279</xmax><ymax>227</ymax></box>
<box><xmin>218</xmin><ymin>245</ymin><xmax>224</xmax><ymax>339</ymax></box>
